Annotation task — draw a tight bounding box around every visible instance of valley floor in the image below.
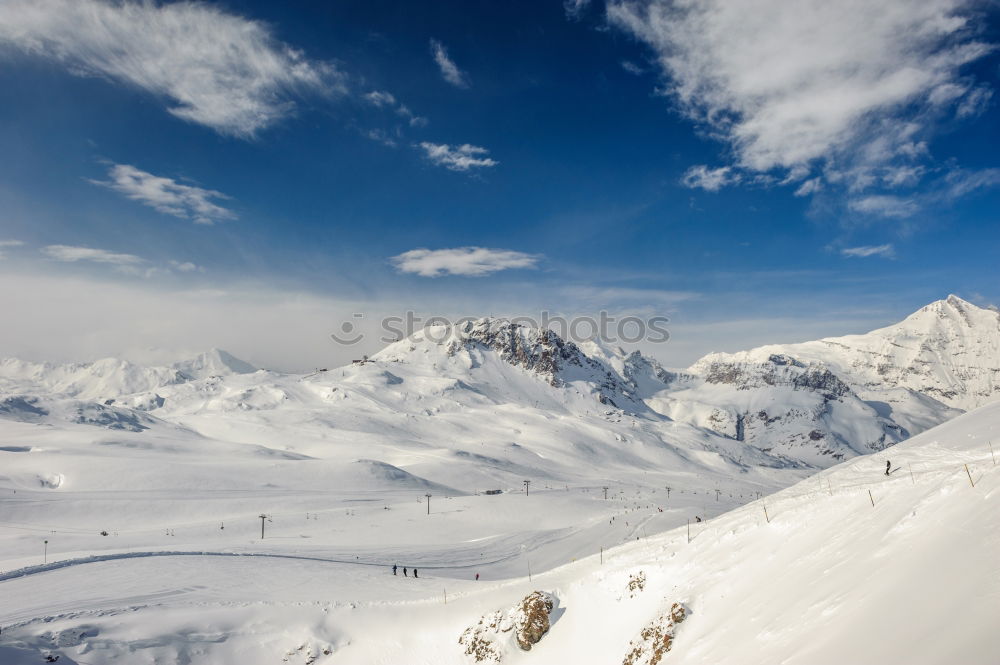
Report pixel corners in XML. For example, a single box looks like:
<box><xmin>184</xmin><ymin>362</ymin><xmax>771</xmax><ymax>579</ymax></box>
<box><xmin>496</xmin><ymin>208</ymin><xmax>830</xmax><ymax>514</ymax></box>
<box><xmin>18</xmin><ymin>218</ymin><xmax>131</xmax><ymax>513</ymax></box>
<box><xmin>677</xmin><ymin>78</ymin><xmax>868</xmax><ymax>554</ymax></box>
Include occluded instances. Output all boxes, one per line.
<box><xmin>1</xmin><ymin>403</ymin><xmax>998</xmax><ymax>664</ymax></box>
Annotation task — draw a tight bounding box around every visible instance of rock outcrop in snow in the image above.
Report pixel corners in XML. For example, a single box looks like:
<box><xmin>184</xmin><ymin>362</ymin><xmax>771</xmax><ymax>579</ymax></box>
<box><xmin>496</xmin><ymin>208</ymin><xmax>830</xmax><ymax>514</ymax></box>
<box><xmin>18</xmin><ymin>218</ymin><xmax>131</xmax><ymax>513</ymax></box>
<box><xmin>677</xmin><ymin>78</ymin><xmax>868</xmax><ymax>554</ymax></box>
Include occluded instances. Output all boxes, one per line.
<box><xmin>458</xmin><ymin>591</ymin><xmax>558</xmax><ymax>662</ymax></box>
<box><xmin>622</xmin><ymin>602</ymin><xmax>687</xmax><ymax>665</ymax></box>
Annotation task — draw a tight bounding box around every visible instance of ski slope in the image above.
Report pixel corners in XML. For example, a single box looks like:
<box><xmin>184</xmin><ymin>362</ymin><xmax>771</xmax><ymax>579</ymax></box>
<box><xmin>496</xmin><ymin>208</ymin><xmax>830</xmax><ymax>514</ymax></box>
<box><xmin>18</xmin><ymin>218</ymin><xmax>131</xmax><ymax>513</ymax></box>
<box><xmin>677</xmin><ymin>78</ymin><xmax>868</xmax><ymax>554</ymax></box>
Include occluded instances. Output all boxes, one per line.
<box><xmin>1</xmin><ymin>401</ymin><xmax>997</xmax><ymax>664</ymax></box>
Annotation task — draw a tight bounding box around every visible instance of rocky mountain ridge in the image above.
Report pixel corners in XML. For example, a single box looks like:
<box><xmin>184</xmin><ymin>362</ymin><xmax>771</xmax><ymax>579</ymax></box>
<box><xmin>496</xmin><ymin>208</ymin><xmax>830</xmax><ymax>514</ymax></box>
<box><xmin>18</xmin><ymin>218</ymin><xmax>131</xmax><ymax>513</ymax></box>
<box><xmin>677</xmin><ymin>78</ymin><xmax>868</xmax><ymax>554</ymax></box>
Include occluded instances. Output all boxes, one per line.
<box><xmin>0</xmin><ymin>297</ymin><xmax>995</xmax><ymax>470</ymax></box>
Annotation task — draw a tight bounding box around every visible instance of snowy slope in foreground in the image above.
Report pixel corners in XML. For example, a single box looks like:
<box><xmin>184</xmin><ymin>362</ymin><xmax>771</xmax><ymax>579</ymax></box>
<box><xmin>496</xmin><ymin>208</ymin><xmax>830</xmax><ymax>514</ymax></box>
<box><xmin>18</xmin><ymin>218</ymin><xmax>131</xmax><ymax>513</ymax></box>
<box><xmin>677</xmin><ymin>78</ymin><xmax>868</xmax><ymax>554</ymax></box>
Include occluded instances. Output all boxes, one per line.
<box><xmin>0</xmin><ymin>402</ymin><xmax>996</xmax><ymax>664</ymax></box>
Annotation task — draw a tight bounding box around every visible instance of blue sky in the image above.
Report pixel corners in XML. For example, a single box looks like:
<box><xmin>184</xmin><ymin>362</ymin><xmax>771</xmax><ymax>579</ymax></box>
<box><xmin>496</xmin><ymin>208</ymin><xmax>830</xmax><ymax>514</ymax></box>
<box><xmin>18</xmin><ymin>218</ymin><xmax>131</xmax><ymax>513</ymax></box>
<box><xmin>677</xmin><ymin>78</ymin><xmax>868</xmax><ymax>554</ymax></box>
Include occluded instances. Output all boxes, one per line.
<box><xmin>0</xmin><ymin>0</ymin><xmax>998</xmax><ymax>370</ymax></box>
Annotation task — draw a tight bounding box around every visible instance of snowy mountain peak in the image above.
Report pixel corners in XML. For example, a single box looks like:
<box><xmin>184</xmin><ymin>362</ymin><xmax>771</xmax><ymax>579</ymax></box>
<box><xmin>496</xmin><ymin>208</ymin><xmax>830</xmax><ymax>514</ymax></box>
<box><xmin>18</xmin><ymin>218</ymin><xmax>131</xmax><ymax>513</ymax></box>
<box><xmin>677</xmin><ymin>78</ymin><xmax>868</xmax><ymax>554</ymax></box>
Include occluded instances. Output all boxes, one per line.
<box><xmin>375</xmin><ymin>317</ymin><xmax>596</xmax><ymax>382</ymax></box>
<box><xmin>899</xmin><ymin>294</ymin><xmax>998</xmax><ymax>331</ymax></box>
<box><xmin>172</xmin><ymin>348</ymin><xmax>258</xmax><ymax>380</ymax></box>
<box><xmin>457</xmin><ymin>317</ymin><xmax>591</xmax><ymax>381</ymax></box>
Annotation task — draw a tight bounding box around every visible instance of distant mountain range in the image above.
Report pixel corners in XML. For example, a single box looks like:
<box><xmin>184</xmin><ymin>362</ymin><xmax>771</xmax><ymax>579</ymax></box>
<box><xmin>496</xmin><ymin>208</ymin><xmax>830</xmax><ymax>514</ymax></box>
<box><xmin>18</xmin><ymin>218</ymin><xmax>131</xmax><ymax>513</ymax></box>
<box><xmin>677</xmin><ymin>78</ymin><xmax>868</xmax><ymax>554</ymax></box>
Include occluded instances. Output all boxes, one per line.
<box><xmin>0</xmin><ymin>296</ymin><xmax>996</xmax><ymax>477</ymax></box>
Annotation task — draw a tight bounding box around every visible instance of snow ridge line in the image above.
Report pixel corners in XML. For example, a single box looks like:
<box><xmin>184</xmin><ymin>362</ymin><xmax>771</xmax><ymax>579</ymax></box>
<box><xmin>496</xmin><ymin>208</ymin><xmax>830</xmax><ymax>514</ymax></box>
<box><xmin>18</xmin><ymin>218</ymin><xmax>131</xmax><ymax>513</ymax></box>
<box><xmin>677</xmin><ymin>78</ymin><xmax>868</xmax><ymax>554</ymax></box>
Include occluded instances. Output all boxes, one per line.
<box><xmin>0</xmin><ymin>551</ymin><xmax>384</xmax><ymax>582</ymax></box>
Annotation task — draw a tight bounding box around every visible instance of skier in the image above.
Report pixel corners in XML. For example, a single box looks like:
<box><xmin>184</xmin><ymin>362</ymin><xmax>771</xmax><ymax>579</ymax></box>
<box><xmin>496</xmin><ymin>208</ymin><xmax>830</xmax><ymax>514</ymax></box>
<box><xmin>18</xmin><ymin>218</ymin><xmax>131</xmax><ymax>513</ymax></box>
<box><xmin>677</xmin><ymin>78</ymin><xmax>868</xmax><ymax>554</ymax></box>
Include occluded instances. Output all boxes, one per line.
<box><xmin>475</xmin><ymin>573</ymin><xmax>480</xmax><ymax>581</ymax></box>
<box><xmin>413</xmin><ymin>568</ymin><xmax>418</xmax><ymax>578</ymax></box>
<box><xmin>885</xmin><ymin>460</ymin><xmax>891</xmax><ymax>476</ymax></box>
<box><xmin>392</xmin><ymin>564</ymin><xmax>397</xmax><ymax>576</ymax></box>
<box><xmin>403</xmin><ymin>567</ymin><xmax>408</xmax><ymax>577</ymax></box>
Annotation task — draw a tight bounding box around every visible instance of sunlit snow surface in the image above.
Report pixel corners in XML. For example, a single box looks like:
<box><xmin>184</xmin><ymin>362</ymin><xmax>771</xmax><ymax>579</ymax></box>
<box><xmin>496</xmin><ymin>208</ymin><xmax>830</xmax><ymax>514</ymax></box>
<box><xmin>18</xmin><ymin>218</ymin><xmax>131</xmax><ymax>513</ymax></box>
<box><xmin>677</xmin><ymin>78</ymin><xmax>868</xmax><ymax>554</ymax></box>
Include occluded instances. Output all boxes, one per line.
<box><xmin>1</xmin><ymin>400</ymin><xmax>996</xmax><ymax>664</ymax></box>
<box><xmin>0</xmin><ymin>301</ymin><xmax>998</xmax><ymax>663</ymax></box>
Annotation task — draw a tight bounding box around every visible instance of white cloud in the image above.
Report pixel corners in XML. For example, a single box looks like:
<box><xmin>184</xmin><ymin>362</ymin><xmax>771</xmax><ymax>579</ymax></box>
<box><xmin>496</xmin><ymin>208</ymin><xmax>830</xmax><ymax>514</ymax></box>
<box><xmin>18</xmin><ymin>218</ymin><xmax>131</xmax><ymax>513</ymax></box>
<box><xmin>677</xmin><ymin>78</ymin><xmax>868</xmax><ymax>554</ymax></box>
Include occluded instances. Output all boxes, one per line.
<box><xmin>608</xmin><ymin>0</ymin><xmax>993</xmax><ymax>186</ymax></box>
<box><xmin>681</xmin><ymin>165</ymin><xmax>739</xmax><ymax>191</ymax></box>
<box><xmin>0</xmin><ymin>0</ymin><xmax>342</xmax><ymax>137</ymax></box>
<box><xmin>92</xmin><ymin>163</ymin><xmax>236</xmax><ymax>225</ymax></box>
<box><xmin>841</xmin><ymin>244</ymin><xmax>895</xmax><ymax>258</ymax></box>
<box><xmin>364</xmin><ymin>90</ymin><xmax>397</xmax><ymax>108</ymax></box>
<box><xmin>621</xmin><ymin>60</ymin><xmax>645</xmax><ymax>75</ymax></box>
<box><xmin>956</xmin><ymin>86</ymin><xmax>992</xmax><ymax>118</ymax></box>
<box><xmin>391</xmin><ymin>247</ymin><xmax>540</xmax><ymax>277</ymax></box>
<box><xmin>417</xmin><ymin>142</ymin><xmax>498</xmax><ymax>172</ymax></box>
<box><xmin>364</xmin><ymin>90</ymin><xmax>428</xmax><ymax>128</ymax></box>
<box><xmin>41</xmin><ymin>244</ymin><xmax>205</xmax><ymax>278</ymax></box>
<box><xmin>558</xmin><ymin>285</ymin><xmax>697</xmax><ymax>312</ymax></box>
<box><xmin>881</xmin><ymin>166</ymin><xmax>926</xmax><ymax>189</ymax></box>
<box><xmin>169</xmin><ymin>260</ymin><xmax>204</xmax><ymax>273</ymax></box>
<box><xmin>564</xmin><ymin>0</ymin><xmax>593</xmax><ymax>18</ymax></box>
<box><xmin>794</xmin><ymin>178</ymin><xmax>823</xmax><ymax>197</ymax></box>
<box><xmin>430</xmin><ymin>39</ymin><xmax>469</xmax><ymax>88</ymax></box>
<box><xmin>398</xmin><ymin>106</ymin><xmax>429</xmax><ymax>128</ymax></box>
<box><xmin>942</xmin><ymin>168</ymin><xmax>1000</xmax><ymax>199</ymax></box>
<box><xmin>363</xmin><ymin>128</ymin><xmax>398</xmax><ymax>147</ymax></box>
<box><xmin>42</xmin><ymin>244</ymin><xmax>144</xmax><ymax>266</ymax></box>
<box><xmin>0</xmin><ymin>239</ymin><xmax>24</xmax><ymax>258</ymax></box>
<box><xmin>848</xmin><ymin>195</ymin><xmax>920</xmax><ymax>219</ymax></box>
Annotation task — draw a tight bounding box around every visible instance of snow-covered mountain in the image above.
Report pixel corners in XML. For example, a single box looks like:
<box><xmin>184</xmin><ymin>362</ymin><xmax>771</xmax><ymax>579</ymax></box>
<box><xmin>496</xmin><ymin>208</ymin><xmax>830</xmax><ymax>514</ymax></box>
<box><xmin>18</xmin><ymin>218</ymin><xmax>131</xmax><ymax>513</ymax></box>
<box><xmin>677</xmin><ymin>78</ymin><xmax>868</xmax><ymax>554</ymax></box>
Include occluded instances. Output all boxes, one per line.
<box><xmin>0</xmin><ymin>297</ymin><xmax>996</xmax><ymax>474</ymax></box>
<box><xmin>691</xmin><ymin>294</ymin><xmax>1000</xmax><ymax>412</ymax></box>
<box><xmin>0</xmin><ymin>348</ymin><xmax>256</xmax><ymax>403</ymax></box>
<box><xmin>1</xmin><ymin>297</ymin><xmax>997</xmax><ymax>664</ymax></box>
<box><xmin>658</xmin><ymin>294</ymin><xmax>997</xmax><ymax>463</ymax></box>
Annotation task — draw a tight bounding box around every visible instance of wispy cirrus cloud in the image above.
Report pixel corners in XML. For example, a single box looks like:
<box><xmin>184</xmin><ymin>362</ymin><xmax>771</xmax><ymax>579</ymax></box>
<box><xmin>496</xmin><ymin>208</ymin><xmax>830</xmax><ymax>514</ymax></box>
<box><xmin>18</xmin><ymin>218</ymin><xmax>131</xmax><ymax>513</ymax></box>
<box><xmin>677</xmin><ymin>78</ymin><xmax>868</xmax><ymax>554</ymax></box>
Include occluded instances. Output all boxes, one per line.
<box><xmin>681</xmin><ymin>165</ymin><xmax>740</xmax><ymax>192</ymax></box>
<box><xmin>42</xmin><ymin>244</ymin><xmax>145</xmax><ymax>267</ymax></box>
<box><xmin>430</xmin><ymin>39</ymin><xmax>469</xmax><ymax>88</ymax></box>
<box><xmin>363</xmin><ymin>90</ymin><xmax>428</xmax><ymax>128</ymax></box>
<box><xmin>564</xmin><ymin>0</ymin><xmax>593</xmax><ymax>18</ymax></box>
<box><xmin>620</xmin><ymin>60</ymin><xmax>645</xmax><ymax>75</ymax></box>
<box><xmin>391</xmin><ymin>247</ymin><xmax>540</xmax><ymax>277</ymax></box>
<box><xmin>417</xmin><ymin>142</ymin><xmax>498</xmax><ymax>172</ymax></box>
<box><xmin>0</xmin><ymin>0</ymin><xmax>344</xmax><ymax>137</ymax></box>
<box><xmin>841</xmin><ymin>244</ymin><xmax>895</xmax><ymax>258</ymax></box>
<box><xmin>0</xmin><ymin>239</ymin><xmax>25</xmax><ymax>258</ymax></box>
<box><xmin>941</xmin><ymin>167</ymin><xmax>1000</xmax><ymax>199</ymax></box>
<box><xmin>607</xmin><ymin>0</ymin><xmax>997</xmax><ymax>212</ymax></box>
<box><xmin>42</xmin><ymin>244</ymin><xmax>203</xmax><ymax>277</ymax></box>
<box><xmin>848</xmin><ymin>195</ymin><xmax>920</xmax><ymax>219</ymax></box>
<box><xmin>169</xmin><ymin>260</ymin><xmax>204</xmax><ymax>273</ymax></box>
<box><xmin>90</xmin><ymin>163</ymin><xmax>236</xmax><ymax>225</ymax></box>
<box><xmin>363</xmin><ymin>128</ymin><xmax>398</xmax><ymax>148</ymax></box>
<box><xmin>364</xmin><ymin>91</ymin><xmax>398</xmax><ymax>108</ymax></box>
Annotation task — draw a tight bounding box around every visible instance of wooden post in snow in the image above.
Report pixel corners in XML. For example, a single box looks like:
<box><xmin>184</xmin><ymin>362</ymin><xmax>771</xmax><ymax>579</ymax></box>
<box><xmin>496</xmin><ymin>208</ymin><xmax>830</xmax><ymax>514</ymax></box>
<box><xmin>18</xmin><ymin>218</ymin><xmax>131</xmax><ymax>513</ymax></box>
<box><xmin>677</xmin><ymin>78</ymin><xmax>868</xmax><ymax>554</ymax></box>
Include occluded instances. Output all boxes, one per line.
<box><xmin>909</xmin><ymin>465</ymin><xmax>915</xmax><ymax>485</ymax></box>
<box><xmin>686</xmin><ymin>518</ymin><xmax>690</xmax><ymax>543</ymax></box>
<box><xmin>762</xmin><ymin>501</ymin><xmax>770</xmax><ymax>523</ymax></box>
<box><xmin>965</xmin><ymin>464</ymin><xmax>975</xmax><ymax>488</ymax></box>
<box><xmin>990</xmin><ymin>442</ymin><xmax>996</xmax><ymax>466</ymax></box>
<box><xmin>868</xmin><ymin>489</ymin><xmax>875</xmax><ymax>507</ymax></box>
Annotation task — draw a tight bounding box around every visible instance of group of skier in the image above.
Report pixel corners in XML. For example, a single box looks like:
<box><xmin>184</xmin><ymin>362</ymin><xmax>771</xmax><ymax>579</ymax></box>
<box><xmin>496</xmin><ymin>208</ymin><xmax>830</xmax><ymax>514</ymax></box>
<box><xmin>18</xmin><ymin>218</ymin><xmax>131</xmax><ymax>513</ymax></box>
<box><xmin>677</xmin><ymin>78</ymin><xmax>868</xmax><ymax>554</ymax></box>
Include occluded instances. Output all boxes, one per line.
<box><xmin>392</xmin><ymin>564</ymin><xmax>417</xmax><ymax>578</ymax></box>
<box><xmin>391</xmin><ymin>565</ymin><xmax>481</xmax><ymax>581</ymax></box>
